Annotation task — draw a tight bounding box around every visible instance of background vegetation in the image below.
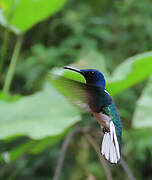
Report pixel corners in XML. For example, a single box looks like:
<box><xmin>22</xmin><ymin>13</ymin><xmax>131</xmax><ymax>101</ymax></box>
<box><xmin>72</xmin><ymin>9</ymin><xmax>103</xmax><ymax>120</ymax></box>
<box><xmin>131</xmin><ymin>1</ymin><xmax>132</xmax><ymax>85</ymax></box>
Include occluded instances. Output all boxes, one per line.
<box><xmin>0</xmin><ymin>0</ymin><xmax>152</xmax><ymax>179</ymax></box>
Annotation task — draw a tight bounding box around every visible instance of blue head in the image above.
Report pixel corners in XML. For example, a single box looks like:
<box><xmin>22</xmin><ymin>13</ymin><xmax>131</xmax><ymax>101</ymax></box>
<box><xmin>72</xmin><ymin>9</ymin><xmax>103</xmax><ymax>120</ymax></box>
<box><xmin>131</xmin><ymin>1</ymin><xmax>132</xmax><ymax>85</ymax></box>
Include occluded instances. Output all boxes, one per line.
<box><xmin>64</xmin><ymin>66</ymin><xmax>106</xmax><ymax>89</ymax></box>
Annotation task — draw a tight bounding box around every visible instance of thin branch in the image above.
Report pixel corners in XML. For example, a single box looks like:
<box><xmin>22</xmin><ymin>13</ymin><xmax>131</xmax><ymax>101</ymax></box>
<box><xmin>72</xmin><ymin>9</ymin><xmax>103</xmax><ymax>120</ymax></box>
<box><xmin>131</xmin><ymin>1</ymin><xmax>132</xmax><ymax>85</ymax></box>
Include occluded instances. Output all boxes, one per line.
<box><xmin>53</xmin><ymin>126</ymin><xmax>81</xmax><ymax>180</ymax></box>
<box><xmin>120</xmin><ymin>157</ymin><xmax>136</xmax><ymax>180</ymax></box>
<box><xmin>85</xmin><ymin>134</ymin><xmax>113</xmax><ymax>180</ymax></box>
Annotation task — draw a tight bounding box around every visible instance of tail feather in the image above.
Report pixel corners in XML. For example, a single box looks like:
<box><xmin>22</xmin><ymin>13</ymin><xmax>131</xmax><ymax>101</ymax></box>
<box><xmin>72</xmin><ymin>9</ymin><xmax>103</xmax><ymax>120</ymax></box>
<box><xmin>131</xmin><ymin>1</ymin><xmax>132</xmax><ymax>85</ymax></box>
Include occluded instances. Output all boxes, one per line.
<box><xmin>110</xmin><ymin>139</ymin><xmax>117</xmax><ymax>163</ymax></box>
<box><xmin>101</xmin><ymin>121</ymin><xmax>120</xmax><ymax>163</ymax></box>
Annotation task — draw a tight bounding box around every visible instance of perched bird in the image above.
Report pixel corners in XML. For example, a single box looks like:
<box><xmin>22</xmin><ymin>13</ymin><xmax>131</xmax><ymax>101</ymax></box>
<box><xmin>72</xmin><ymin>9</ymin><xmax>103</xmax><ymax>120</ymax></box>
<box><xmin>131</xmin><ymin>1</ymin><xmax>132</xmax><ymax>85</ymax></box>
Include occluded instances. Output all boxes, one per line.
<box><xmin>52</xmin><ymin>66</ymin><xmax>122</xmax><ymax>164</ymax></box>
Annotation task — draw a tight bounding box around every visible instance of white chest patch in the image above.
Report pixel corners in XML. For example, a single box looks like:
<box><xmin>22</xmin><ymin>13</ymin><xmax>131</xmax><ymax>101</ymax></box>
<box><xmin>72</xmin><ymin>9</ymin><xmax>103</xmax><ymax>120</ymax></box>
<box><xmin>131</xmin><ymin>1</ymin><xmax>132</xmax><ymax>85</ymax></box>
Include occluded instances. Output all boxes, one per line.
<box><xmin>104</xmin><ymin>90</ymin><xmax>110</xmax><ymax>95</ymax></box>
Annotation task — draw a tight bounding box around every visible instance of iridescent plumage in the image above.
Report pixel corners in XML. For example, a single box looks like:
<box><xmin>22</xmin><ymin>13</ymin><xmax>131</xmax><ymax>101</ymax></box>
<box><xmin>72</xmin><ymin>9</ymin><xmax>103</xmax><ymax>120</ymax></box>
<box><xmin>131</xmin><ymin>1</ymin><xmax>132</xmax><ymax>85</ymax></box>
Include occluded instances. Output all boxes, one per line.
<box><xmin>104</xmin><ymin>103</ymin><xmax>122</xmax><ymax>150</ymax></box>
<box><xmin>51</xmin><ymin>66</ymin><xmax>122</xmax><ymax>163</ymax></box>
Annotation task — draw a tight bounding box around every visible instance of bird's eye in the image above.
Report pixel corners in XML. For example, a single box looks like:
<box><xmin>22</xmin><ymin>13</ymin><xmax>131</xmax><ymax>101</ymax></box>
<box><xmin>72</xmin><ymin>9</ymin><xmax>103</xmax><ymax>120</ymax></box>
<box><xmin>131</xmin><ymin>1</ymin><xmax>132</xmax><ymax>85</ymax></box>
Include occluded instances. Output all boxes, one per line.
<box><xmin>90</xmin><ymin>71</ymin><xmax>94</xmax><ymax>75</ymax></box>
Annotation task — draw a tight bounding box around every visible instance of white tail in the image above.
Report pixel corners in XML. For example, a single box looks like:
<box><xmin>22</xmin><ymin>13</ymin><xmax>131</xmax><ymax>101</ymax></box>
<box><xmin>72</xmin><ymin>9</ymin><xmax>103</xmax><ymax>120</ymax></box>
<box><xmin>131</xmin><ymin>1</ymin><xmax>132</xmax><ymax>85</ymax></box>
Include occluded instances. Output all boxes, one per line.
<box><xmin>101</xmin><ymin>121</ymin><xmax>120</xmax><ymax>163</ymax></box>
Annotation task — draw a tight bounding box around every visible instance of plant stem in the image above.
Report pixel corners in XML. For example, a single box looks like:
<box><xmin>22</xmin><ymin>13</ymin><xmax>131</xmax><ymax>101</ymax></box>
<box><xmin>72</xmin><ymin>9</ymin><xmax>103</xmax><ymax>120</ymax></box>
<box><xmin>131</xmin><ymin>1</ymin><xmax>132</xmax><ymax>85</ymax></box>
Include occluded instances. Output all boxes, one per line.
<box><xmin>53</xmin><ymin>126</ymin><xmax>81</xmax><ymax>180</ymax></box>
<box><xmin>3</xmin><ymin>35</ymin><xmax>23</xmax><ymax>94</ymax></box>
<box><xmin>120</xmin><ymin>158</ymin><xmax>136</xmax><ymax>180</ymax></box>
<box><xmin>0</xmin><ymin>28</ymin><xmax>10</xmax><ymax>78</ymax></box>
<box><xmin>85</xmin><ymin>134</ymin><xmax>113</xmax><ymax>180</ymax></box>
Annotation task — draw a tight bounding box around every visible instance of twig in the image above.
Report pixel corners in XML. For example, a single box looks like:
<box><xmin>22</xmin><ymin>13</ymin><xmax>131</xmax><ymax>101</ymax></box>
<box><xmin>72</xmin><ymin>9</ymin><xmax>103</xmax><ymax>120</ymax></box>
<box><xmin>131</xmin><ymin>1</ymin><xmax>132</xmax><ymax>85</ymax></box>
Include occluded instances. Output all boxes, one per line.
<box><xmin>120</xmin><ymin>157</ymin><xmax>136</xmax><ymax>180</ymax></box>
<box><xmin>85</xmin><ymin>134</ymin><xmax>113</xmax><ymax>180</ymax></box>
<box><xmin>53</xmin><ymin>126</ymin><xmax>81</xmax><ymax>180</ymax></box>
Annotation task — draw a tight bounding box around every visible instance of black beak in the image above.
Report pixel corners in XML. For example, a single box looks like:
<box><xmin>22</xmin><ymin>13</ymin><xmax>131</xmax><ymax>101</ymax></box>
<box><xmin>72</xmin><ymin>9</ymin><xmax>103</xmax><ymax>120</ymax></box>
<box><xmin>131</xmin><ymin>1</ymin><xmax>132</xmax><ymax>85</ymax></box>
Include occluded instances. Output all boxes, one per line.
<box><xmin>64</xmin><ymin>66</ymin><xmax>83</xmax><ymax>74</ymax></box>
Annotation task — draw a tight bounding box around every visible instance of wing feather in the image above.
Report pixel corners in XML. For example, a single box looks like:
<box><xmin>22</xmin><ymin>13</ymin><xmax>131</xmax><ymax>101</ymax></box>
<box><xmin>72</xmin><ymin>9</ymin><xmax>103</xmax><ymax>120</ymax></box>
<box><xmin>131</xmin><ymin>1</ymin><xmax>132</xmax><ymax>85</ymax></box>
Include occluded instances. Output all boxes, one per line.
<box><xmin>50</xmin><ymin>74</ymin><xmax>104</xmax><ymax>112</ymax></box>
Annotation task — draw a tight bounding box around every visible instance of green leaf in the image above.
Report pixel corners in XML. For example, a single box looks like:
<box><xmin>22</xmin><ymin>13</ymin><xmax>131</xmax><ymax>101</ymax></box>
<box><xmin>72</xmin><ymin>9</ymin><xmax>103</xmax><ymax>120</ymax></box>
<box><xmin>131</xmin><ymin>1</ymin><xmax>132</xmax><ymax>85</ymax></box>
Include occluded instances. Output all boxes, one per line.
<box><xmin>30</xmin><ymin>133</ymin><xmax>65</xmax><ymax>154</ymax></box>
<box><xmin>9</xmin><ymin>140</ymin><xmax>35</xmax><ymax>162</ymax></box>
<box><xmin>1</xmin><ymin>134</ymin><xmax>65</xmax><ymax>163</ymax></box>
<box><xmin>107</xmin><ymin>52</ymin><xmax>152</xmax><ymax>95</ymax></box>
<box><xmin>0</xmin><ymin>92</ymin><xmax>20</xmax><ymax>102</ymax></box>
<box><xmin>0</xmin><ymin>84</ymin><xmax>80</xmax><ymax>139</ymax></box>
<box><xmin>0</xmin><ymin>0</ymin><xmax>66</xmax><ymax>34</ymax></box>
<box><xmin>132</xmin><ymin>77</ymin><xmax>152</xmax><ymax>128</ymax></box>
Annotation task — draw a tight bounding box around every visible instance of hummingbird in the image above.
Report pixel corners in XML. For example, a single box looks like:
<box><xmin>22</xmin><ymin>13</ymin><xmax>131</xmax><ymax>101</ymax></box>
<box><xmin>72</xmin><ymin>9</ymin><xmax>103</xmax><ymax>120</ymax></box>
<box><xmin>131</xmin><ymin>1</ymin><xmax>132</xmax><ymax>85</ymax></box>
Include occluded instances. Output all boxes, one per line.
<box><xmin>53</xmin><ymin>66</ymin><xmax>122</xmax><ymax>164</ymax></box>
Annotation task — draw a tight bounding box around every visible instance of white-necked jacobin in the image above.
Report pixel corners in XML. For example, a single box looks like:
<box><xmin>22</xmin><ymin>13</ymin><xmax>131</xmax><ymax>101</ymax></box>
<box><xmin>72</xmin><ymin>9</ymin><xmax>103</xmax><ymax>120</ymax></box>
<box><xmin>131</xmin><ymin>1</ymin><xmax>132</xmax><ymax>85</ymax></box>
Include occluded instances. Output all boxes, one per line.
<box><xmin>56</xmin><ymin>66</ymin><xmax>122</xmax><ymax>163</ymax></box>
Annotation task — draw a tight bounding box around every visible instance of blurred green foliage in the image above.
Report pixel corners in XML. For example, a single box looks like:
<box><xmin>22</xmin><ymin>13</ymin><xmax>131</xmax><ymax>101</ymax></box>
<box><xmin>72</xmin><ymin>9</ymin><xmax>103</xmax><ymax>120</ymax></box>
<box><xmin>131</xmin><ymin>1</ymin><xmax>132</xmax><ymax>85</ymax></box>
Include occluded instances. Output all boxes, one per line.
<box><xmin>0</xmin><ymin>0</ymin><xmax>66</xmax><ymax>34</ymax></box>
<box><xmin>0</xmin><ymin>0</ymin><xmax>152</xmax><ymax>180</ymax></box>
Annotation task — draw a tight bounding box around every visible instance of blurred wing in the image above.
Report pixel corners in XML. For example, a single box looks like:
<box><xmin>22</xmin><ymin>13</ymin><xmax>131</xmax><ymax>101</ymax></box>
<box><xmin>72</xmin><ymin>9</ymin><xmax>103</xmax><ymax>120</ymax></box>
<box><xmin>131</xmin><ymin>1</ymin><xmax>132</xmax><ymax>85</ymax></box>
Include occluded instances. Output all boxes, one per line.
<box><xmin>50</xmin><ymin>74</ymin><xmax>101</xmax><ymax>112</ymax></box>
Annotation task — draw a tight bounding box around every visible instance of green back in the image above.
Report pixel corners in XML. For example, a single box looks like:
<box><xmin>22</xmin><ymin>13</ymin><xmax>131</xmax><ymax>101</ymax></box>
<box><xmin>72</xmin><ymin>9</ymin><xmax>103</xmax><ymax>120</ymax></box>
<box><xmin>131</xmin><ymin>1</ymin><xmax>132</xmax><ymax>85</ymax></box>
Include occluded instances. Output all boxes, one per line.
<box><xmin>104</xmin><ymin>102</ymin><xmax>122</xmax><ymax>149</ymax></box>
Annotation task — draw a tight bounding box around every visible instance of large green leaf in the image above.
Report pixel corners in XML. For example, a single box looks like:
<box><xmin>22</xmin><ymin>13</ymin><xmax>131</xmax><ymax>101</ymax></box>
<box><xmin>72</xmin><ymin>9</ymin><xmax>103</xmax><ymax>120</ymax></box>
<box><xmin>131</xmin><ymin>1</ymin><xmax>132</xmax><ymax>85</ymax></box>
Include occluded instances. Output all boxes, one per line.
<box><xmin>1</xmin><ymin>132</ymin><xmax>66</xmax><ymax>163</ymax></box>
<box><xmin>107</xmin><ymin>52</ymin><xmax>152</xmax><ymax>95</ymax></box>
<box><xmin>132</xmin><ymin>77</ymin><xmax>152</xmax><ymax>128</ymax></box>
<box><xmin>0</xmin><ymin>91</ymin><xmax>20</xmax><ymax>102</ymax></box>
<box><xmin>0</xmin><ymin>84</ymin><xmax>80</xmax><ymax>139</ymax></box>
<box><xmin>30</xmin><ymin>134</ymin><xmax>63</xmax><ymax>154</ymax></box>
<box><xmin>2</xmin><ymin>135</ymin><xmax>63</xmax><ymax>162</ymax></box>
<box><xmin>0</xmin><ymin>0</ymin><xmax>66</xmax><ymax>34</ymax></box>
